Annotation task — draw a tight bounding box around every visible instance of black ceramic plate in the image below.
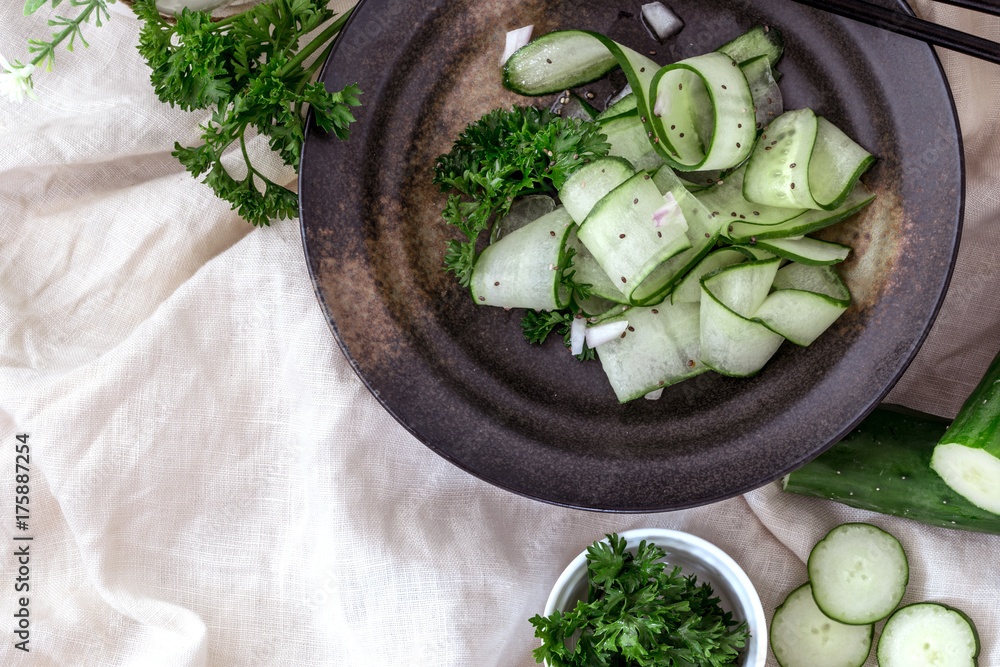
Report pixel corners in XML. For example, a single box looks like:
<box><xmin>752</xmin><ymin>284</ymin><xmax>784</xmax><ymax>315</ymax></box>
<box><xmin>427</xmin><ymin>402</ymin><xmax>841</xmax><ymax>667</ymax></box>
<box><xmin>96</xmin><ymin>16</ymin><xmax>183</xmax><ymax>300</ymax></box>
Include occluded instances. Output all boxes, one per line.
<box><xmin>299</xmin><ymin>0</ymin><xmax>962</xmax><ymax>511</ymax></box>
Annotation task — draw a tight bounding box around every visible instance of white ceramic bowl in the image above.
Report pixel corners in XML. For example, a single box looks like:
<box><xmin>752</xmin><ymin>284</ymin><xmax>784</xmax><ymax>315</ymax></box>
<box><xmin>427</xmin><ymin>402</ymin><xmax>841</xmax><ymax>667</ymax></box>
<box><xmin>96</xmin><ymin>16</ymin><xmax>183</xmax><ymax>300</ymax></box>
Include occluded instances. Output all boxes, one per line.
<box><xmin>543</xmin><ymin>528</ymin><xmax>767</xmax><ymax>667</ymax></box>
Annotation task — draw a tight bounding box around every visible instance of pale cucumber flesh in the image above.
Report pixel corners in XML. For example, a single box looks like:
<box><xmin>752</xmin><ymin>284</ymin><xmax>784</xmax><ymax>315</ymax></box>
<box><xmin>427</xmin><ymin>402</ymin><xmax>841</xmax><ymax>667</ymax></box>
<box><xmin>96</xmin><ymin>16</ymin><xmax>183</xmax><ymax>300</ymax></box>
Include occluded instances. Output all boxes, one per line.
<box><xmin>724</xmin><ymin>181</ymin><xmax>875</xmax><ymax>243</ymax></box>
<box><xmin>807</xmin><ymin>523</ymin><xmax>908</xmax><ymax>625</ymax></box>
<box><xmin>671</xmin><ymin>248</ymin><xmax>745</xmax><ymax>304</ymax></box>
<box><xmin>877</xmin><ymin>603</ymin><xmax>979</xmax><ymax>667</ymax></box>
<box><xmin>595</xmin><ymin>302</ymin><xmax>706</xmax><ymax>402</ymax></box>
<box><xmin>649</xmin><ymin>52</ymin><xmax>756</xmax><ymax>171</ymax></box>
<box><xmin>699</xmin><ymin>265</ymin><xmax>785</xmax><ymax>377</ymax></box>
<box><xmin>600</xmin><ymin>112</ymin><xmax>665</xmax><ymax>171</ymax></box>
<box><xmin>502</xmin><ymin>30</ymin><xmax>618</xmax><ymax>95</ymax></box>
<box><xmin>753</xmin><ymin>236</ymin><xmax>851</xmax><ymax>265</ymax></box>
<box><xmin>743</xmin><ymin>108</ymin><xmax>819</xmax><ymax>209</ymax></box>
<box><xmin>753</xmin><ymin>289</ymin><xmax>847</xmax><ymax>346</ymax></box>
<box><xmin>470</xmin><ymin>207</ymin><xmax>573</xmax><ymax>310</ymax></box>
<box><xmin>564</xmin><ymin>228</ymin><xmax>630</xmax><ymax>305</ymax></box>
<box><xmin>578</xmin><ymin>172</ymin><xmax>690</xmax><ymax>301</ymax></box>
<box><xmin>558</xmin><ymin>157</ymin><xmax>635</xmax><ymax>224</ymax></box>
<box><xmin>770</xmin><ymin>583</ymin><xmax>873</xmax><ymax>667</ymax></box>
<box><xmin>931</xmin><ymin>443</ymin><xmax>1000</xmax><ymax>515</ymax></box>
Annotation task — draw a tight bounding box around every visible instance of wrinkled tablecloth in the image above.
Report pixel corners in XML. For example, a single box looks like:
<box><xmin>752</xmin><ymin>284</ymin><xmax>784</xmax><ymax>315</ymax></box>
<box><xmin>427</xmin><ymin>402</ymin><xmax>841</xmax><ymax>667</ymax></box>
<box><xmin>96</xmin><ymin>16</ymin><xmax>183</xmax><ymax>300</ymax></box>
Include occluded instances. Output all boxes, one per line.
<box><xmin>1</xmin><ymin>1</ymin><xmax>998</xmax><ymax>665</ymax></box>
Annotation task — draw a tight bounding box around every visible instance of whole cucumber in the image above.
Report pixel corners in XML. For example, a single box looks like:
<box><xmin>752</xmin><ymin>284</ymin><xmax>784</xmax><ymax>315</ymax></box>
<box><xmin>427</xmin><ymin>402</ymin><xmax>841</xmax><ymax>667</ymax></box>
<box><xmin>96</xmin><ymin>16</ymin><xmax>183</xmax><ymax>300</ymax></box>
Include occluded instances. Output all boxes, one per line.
<box><xmin>783</xmin><ymin>407</ymin><xmax>1000</xmax><ymax>535</ymax></box>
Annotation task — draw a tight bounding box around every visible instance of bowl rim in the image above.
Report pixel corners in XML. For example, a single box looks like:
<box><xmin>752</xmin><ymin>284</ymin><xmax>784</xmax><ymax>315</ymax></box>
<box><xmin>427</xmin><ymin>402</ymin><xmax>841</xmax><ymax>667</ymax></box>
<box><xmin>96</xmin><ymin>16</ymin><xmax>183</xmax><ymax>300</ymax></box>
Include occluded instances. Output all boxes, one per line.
<box><xmin>542</xmin><ymin>528</ymin><xmax>766</xmax><ymax>667</ymax></box>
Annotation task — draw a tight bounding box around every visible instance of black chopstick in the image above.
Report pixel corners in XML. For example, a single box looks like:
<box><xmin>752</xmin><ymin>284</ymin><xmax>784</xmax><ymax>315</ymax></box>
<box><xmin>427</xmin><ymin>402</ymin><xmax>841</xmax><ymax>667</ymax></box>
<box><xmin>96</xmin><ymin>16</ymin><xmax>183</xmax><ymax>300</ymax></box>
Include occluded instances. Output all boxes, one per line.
<box><xmin>788</xmin><ymin>0</ymin><xmax>1000</xmax><ymax>65</ymax></box>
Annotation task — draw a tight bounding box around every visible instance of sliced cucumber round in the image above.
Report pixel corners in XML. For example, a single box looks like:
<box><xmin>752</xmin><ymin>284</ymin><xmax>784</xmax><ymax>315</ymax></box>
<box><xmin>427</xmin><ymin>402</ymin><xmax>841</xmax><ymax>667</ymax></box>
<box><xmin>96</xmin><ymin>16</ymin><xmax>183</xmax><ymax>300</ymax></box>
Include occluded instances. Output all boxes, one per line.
<box><xmin>770</xmin><ymin>583</ymin><xmax>873</xmax><ymax>667</ymax></box>
<box><xmin>877</xmin><ymin>603</ymin><xmax>979</xmax><ymax>667</ymax></box>
<box><xmin>807</xmin><ymin>523</ymin><xmax>908</xmax><ymax>625</ymax></box>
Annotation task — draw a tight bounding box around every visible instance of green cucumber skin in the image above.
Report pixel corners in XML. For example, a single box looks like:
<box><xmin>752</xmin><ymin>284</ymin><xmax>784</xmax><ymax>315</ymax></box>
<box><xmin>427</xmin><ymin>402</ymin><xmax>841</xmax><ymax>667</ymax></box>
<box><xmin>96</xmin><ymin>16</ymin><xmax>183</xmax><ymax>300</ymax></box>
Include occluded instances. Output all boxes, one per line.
<box><xmin>937</xmin><ymin>348</ymin><xmax>1000</xmax><ymax>454</ymax></box>
<box><xmin>501</xmin><ymin>31</ymin><xmax>618</xmax><ymax>96</ymax></box>
<box><xmin>716</xmin><ymin>25</ymin><xmax>784</xmax><ymax>68</ymax></box>
<box><xmin>783</xmin><ymin>407</ymin><xmax>1000</xmax><ymax>535</ymax></box>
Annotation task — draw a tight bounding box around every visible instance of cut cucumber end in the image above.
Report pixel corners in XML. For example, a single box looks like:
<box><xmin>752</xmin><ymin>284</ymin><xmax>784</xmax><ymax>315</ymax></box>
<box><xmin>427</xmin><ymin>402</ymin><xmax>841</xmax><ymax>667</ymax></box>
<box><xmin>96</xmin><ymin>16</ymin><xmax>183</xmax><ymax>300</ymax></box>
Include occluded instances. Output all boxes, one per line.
<box><xmin>931</xmin><ymin>443</ymin><xmax>1000</xmax><ymax>515</ymax></box>
<box><xmin>806</xmin><ymin>522</ymin><xmax>908</xmax><ymax>625</ymax></box>
<box><xmin>877</xmin><ymin>603</ymin><xmax>979</xmax><ymax>667</ymax></box>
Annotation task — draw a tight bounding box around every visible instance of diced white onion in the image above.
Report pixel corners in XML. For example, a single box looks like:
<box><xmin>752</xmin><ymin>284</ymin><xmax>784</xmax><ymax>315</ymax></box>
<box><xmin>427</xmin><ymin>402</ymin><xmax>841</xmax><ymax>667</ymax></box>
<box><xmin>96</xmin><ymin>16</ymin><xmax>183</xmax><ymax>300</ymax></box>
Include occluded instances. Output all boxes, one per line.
<box><xmin>501</xmin><ymin>25</ymin><xmax>534</xmax><ymax>66</ymax></box>
<box><xmin>644</xmin><ymin>388</ymin><xmax>664</xmax><ymax>400</ymax></box>
<box><xmin>641</xmin><ymin>2</ymin><xmax>684</xmax><ymax>42</ymax></box>
<box><xmin>585</xmin><ymin>320</ymin><xmax>629</xmax><ymax>349</ymax></box>
<box><xmin>652</xmin><ymin>192</ymin><xmax>684</xmax><ymax>228</ymax></box>
<box><xmin>570</xmin><ymin>316</ymin><xmax>587</xmax><ymax>356</ymax></box>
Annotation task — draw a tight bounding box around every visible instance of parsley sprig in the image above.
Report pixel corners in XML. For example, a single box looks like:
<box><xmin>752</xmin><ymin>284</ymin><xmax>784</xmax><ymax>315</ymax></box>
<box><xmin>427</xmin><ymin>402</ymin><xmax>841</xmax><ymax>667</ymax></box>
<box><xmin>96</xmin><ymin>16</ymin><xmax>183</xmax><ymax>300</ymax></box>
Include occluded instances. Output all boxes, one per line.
<box><xmin>530</xmin><ymin>534</ymin><xmax>750</xmax><ymax>666</ymax></box>
<box><xmin>133</xmin><ymin>0</ymin><xmax>362</xmax><ymax>226</ymax></box>
<box><xmin>24</xmin><ymin>0</ymin><xmax>111</xmax><ymax>73</ymax></box>
<box><xmin>432</xmin><ymin>106</ymin><xmax>610</xmax><ymax>287</ymax></box>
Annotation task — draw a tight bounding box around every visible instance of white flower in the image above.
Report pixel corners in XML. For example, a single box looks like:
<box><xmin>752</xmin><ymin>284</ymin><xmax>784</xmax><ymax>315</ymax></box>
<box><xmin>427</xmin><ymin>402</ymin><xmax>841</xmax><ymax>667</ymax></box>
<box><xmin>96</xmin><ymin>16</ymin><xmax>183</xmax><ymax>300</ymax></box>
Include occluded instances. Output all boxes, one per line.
<box><xmin>0</xmin><ymin>53</ymin><xmax>39</xmax><ymax>103</ymax></box>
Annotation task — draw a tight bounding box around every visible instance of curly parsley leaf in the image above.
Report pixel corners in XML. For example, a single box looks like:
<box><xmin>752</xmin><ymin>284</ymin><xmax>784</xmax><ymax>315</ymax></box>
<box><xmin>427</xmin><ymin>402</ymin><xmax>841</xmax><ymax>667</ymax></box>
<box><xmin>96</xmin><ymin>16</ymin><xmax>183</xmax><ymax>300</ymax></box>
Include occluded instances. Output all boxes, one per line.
<box><xmin>530</xmin><ymin>534</ymin><xmax>751</xmax><ymax>667</ymax></box>
<box><xmin>433</xmin><ymin>105</ymin><xmax>609</xmax><ymax>270</ymax></box>
<box><xmin>133</xmin><ymin>0</ymin><xmax>361</xmax><ymax>226</ymax></box>
<box><xmin>521</xmin><ymin>310</ymin><xmax>571</xmax><ymax>345</ymax></box>
<box><xmin>443</xmin><ymin>239</ymin><xmax>477</xmax><ymax>288</ymax></box>
<box><xmin>520</xmin><ymin>310</ymin><xmax>595</xmax><ymax>362</ymax></box>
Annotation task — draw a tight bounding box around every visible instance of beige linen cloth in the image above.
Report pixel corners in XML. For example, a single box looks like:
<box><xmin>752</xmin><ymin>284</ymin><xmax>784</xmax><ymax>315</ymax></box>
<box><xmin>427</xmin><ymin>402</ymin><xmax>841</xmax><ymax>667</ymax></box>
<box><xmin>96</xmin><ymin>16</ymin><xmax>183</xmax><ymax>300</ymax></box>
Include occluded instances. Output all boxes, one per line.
<box><xmin>1</xmin><ymin>1</ymin><xmax>998</xmax><ymax>665</ymax></box>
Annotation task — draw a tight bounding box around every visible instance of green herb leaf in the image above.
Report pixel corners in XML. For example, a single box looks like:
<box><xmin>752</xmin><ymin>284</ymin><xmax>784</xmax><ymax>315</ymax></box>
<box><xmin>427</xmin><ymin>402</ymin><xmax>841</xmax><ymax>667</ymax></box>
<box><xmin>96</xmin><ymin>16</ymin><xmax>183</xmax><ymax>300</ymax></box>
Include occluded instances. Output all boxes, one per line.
<box><xmin>521</xmin><ymin>310</ymin><xmax>572</xmax><ymax>345</ymax></box>
<box><xmin>531</xmin><ymin>534</ymin><xmax>751</xmax><ymax>666</ymax></box>
<box><xmin>443</xmin><ymin>239</ymin><xmax>477</xmax><ymax>288</ymax></box>
<box><xmin>133</xmin><ymin>0</ymin><xmax>362</xmax><ymax>225</ymax></box>
<box><xmin>23</xmin><ymin>0</ymin><xmax>52</xmax><ymax>17</ymax></box>
<box><xmin>434</xmin><ymin>105</ymin><xmax>609</xmax><ymax>246</ymax></box>
<box><xmin>26</xmin><ymin>0</ymin><xmax>108</xmax><ymax>71</ymax></box>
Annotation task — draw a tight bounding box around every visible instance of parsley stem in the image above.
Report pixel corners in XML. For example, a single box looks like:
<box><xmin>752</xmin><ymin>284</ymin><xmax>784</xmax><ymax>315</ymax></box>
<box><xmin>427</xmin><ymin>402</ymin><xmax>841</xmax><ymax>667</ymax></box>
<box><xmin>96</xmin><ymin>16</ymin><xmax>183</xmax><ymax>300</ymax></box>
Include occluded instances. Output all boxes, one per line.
<box><xmin>239</xmin><ymin>132</ymin><xmax>266</xmax><ymax>183</ymax></box>
<box><xmin>279</xmin><ymin>9</ymin><xmax>352</xmax><ymax>77</ymax></box>
<box><xmin>30</xmin><ymin>0</ymin><xmax>105</xmax><ymax>70</ymax></box>
<box><xmin>205</xmin><ymin>13</ymin><xmax>241</xmax><ymax>31</ymax></box>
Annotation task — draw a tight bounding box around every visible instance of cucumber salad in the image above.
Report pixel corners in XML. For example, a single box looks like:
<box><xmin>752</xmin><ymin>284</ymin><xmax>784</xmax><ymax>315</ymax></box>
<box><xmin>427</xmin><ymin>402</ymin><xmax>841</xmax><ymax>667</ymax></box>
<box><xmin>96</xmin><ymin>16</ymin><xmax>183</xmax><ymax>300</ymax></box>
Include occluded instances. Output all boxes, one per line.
<box><xmin>433</xmin><ymin>16</ymin><xmax>876</xmax><ymax>403</ymax></box>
